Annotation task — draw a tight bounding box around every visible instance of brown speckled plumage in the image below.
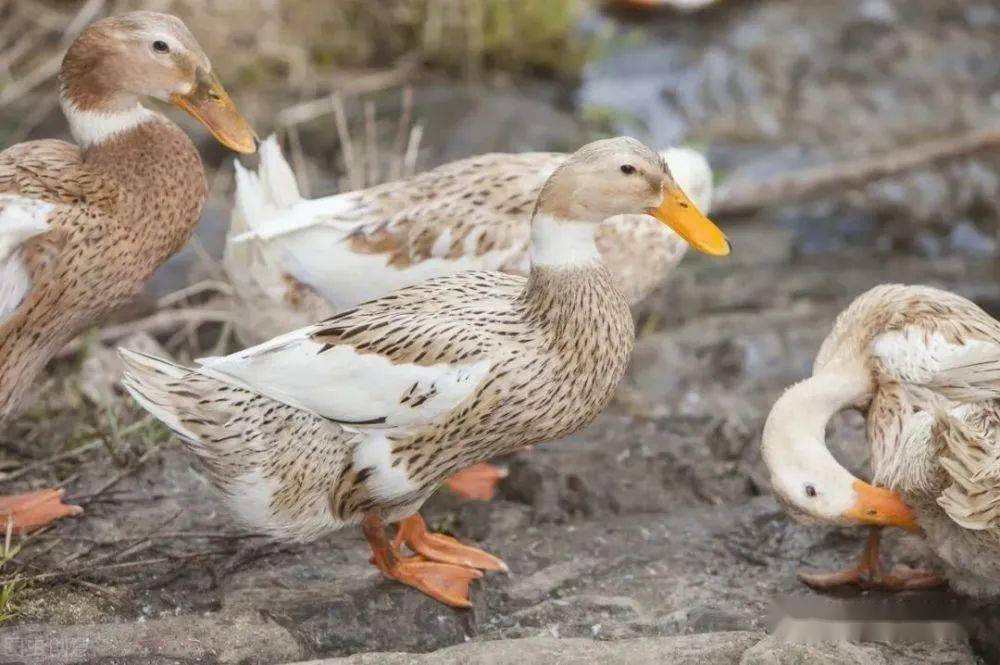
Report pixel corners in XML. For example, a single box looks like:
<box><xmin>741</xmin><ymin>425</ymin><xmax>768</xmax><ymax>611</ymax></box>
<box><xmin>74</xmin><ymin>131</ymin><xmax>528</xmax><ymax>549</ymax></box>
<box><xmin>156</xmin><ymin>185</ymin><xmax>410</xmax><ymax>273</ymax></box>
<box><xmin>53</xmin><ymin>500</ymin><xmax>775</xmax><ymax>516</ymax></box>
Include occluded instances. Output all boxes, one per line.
<box><xmin>0</xmin><ymin>116</ymin><xmax>206</xmax><ymax>423</ymax></box>
<box><xmin>0</xmin><ymin>11</ymin><xmax>255</xmax><ymax>426</ymax></box>
<box><xmin>343</xmin><ymin>153</ymin><xmax>550</xmax><ymax>270</ymax></box>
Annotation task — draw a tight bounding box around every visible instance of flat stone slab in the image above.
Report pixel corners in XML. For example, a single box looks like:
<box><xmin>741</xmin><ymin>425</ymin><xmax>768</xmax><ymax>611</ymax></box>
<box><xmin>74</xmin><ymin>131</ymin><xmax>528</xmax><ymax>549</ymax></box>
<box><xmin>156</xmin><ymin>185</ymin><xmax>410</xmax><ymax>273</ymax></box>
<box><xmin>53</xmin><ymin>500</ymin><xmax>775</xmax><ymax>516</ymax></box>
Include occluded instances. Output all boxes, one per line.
<box><xmin>291</xmin><ymin>633</ymin><xmax>978</xmax><ymax>665</ymax></box>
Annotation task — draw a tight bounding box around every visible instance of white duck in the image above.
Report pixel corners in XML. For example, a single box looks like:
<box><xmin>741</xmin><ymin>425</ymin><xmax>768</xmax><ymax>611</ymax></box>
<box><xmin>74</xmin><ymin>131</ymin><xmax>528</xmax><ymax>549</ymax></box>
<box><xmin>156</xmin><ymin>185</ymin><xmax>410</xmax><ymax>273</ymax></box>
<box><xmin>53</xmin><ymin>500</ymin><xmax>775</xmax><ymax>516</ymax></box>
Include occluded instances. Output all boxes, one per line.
<box><xmin>224</xmin><ymin>137</ymin><xmax>714</xmax><ymax>345</ymax></box>
<box><xmin>762</xmin><ymin>284</ymin><xmax>1000</xmax><ymax>595</ymax></box>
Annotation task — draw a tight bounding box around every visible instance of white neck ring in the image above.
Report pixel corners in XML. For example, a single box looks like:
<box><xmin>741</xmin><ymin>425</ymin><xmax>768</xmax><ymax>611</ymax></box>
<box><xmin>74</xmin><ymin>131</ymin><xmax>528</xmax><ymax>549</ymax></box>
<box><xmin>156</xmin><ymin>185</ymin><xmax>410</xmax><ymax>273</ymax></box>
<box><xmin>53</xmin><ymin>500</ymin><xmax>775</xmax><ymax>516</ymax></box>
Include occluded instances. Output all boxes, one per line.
<box><xmin>530</xmin><ymin>214</ymin><xmax>601</xmax><ymax>268</ymax></box>
<box><xmin>61</xmin><ymin>96</ymin><xmax>157</xmax><ymax>148</ymax></box>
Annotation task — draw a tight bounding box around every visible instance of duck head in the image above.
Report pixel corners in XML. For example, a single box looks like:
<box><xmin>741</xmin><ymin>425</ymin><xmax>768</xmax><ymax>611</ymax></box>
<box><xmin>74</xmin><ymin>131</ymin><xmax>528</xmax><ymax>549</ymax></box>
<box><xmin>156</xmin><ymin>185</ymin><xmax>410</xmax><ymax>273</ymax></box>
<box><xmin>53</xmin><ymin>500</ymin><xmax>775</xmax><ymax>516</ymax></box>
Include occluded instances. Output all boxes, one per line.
<box><xmin>59</xmin><ymin>11</ymin><xmax>255</xmax><ymax>153</ymax></box>
<box><xmin>760</xmin><ymin>366</ymin><xmax>920</xmax><ymax>532</ymax></box>
<box><xmin>534</xmin><ymin>136</ymin><xmax>730</xmax><ymax>260</ymax></box>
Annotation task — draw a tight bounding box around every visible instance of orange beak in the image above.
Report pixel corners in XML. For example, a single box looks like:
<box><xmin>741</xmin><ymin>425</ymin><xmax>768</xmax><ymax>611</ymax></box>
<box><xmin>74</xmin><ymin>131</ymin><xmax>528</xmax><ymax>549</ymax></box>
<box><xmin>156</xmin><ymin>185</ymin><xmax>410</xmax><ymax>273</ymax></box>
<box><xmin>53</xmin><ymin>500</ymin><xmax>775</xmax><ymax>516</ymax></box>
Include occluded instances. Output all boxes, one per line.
<box><xmin>843</xmin><ymin>480</ymin><xmax>920</xmax><ymax>532</ymax></box>
<box><xmin>647</xmin><ymin>181</ymin><xmax>730</xmax><ymax>256</ymax></box>
<box><xmin>171</xmin><ymin>69</ymin><xmax>256</xmax><ymax>154</ymax></box>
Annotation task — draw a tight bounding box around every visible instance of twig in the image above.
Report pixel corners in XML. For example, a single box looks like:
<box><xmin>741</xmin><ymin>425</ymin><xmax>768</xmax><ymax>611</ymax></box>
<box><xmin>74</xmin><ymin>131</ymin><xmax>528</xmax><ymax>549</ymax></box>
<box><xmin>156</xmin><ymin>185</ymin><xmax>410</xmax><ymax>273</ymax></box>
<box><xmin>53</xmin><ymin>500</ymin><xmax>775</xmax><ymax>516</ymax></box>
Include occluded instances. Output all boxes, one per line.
<box><xmin>58</xmin><ymin>531</ymin><xmax>262</xmax><ymax>544</ymax></box>
<box><xmin>714</xmin><ymin>127</ymin><xmax>1000</xmax><ymax>216</ymax></box>
<box><xmin>332</xmin><ymin>93</ymin><xmax>362</xmax><ymax>191</ymax></box>
<box><xmin>364</xmin><ymin>100</ymin><xmax>379</xmax><ymax>187</ymax></box>
<box><xmin>155</xmin><ymin>280</ymin><xmax>232</xmax><ymax>309</ymax></box>
<box><xmin>73</xmin><ymin>438</ymin><xmax>164</xmax><ymax>506</ymax></box>
<box><xmin>56</xmin><ymin>307</ymin><xmax>230</xmax><ymax>359</ymax></box>
<box><xmin>287</xmin><ymin>123</ymin><xmax>312</xmax><ymax>199</ymax></box>
<box><xmin>273</xmin><ymin>60</ymin><xmax>419</xmax><ymax>128</ymax></box>
<box><xmin>0</xmin><ymin>439</ymin><xmax>103</xmax><ymax>482</ymax></box>
<box><xmin>0</xmin><ymin>0</ymin><xmax>103</xmax><ymax>108</ymax></box>
<box><xmin>0</xmin><ymin>547</ymin><xmax>237</xmax><ymax>586</ymax></box>
<box><xmin>390</xmin><ymin>87</ymin><xmax>414</xmax><ymax>181</ymax></box>
<box><xmin>403</xmin><ymin>125</ymin><xmax>424</xmax><ymax>178</ymax></box>
<box><xmin>20</xmin><ymin>559</ymin><xmax>120</xmax><ymax>599</ymax></box>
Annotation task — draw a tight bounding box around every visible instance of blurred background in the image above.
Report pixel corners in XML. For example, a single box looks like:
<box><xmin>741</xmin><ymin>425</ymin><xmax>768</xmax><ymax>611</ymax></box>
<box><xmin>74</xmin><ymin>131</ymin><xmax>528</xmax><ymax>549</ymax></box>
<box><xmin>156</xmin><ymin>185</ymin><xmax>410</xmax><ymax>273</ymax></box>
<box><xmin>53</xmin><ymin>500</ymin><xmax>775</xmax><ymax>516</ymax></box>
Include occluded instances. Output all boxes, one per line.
<box><xmin>1</xmin><ymin>1</ymin><xmax>999</xmax><ymax>663</ymax></box>
<box><xmin>2</xmin><ymin>0</ymin><xmax>998</xmax><ymax>287</ymax></box>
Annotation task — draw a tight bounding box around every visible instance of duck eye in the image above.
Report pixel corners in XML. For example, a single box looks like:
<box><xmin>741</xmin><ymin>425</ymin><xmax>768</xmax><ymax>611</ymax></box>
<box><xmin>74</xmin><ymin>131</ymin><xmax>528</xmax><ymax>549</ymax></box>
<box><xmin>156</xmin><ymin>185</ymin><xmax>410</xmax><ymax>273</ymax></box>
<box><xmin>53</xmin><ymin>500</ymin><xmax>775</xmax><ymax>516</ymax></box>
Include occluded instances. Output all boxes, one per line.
<box><xmin>152</xmin><ymin>40</ymin><xmax>170</xmax><ymax>54</ymax></box>
<box><xmin>620</xmin><ymin>164</ymin><xmax>636</xmax><ymax>175</ymax></box>
<box><xmin>805</xmin><ymin>484</ymin><xmax>818</xmax><ymax>498</ymax></box>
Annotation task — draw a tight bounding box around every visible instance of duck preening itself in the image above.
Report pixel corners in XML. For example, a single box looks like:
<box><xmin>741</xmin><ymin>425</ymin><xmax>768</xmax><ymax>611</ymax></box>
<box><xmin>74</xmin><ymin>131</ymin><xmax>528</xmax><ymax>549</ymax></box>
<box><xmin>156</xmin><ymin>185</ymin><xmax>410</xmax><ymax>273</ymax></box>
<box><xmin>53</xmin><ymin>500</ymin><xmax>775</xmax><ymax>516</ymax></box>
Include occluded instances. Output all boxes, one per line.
<box><xmin>122</xmin><ymin>136</ymin><xmax>730</xmax><ymax>608</ymax></box>
<box><xmin>0</xmin><ymin>11</ymin><xmax>255</xmax><ymax>534</ymax></box>
<box><xmin>762</xmin><ymin>284</ymin><xmax>1000</xmax><ymax>595</ymax></box>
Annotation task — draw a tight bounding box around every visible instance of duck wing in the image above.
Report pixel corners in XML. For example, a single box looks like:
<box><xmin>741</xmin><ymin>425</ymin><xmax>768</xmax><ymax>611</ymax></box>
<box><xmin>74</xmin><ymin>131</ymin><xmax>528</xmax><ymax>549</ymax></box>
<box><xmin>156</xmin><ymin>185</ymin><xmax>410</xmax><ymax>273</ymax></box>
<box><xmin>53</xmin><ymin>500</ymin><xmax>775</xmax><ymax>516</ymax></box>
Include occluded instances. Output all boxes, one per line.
<box><xmin>0</xmin><ymin>139</ymin><xmax>113</xmax><ymax>326</ymax></box>
<box><xmin>197</xmin><ymin>271</ymin><xmax>522</xmax><ymax>429</ymax></box>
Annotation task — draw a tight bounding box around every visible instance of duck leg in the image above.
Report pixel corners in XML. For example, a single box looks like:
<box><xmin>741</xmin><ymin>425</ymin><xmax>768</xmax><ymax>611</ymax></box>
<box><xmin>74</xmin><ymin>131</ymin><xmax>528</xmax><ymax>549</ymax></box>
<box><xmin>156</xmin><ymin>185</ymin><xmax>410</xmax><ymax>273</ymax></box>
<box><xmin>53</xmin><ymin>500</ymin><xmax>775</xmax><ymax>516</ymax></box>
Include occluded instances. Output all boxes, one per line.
<box><xmin>362</xmin><ymin>514</ymin><xmax>482</xmax><ymax>608</ymax></box>
<box><xmin>0</xmin><ymin>489</ymin><xmax>82</xmax><ymax>534</ymax></box>
<box><xmin>799</xmin><ymin>528</ymin><xmax>945</xmax><ymax>591</ymax></box>
<box><xmin>444</xmin><ymin>463</ymin><xmax>509</xmax><ymax>501</ymax></box>
<box><xmin>393</xmin><ymin>513</ymin><xmax>508</xmax><ymax>572</ymax></box>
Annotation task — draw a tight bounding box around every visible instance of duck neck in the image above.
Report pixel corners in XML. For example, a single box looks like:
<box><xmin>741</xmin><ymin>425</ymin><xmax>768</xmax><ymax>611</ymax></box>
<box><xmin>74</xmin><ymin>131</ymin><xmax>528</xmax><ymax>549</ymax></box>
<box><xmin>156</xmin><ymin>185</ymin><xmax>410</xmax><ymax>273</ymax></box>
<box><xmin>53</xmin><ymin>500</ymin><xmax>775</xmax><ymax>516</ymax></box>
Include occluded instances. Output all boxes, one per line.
<box><xmin>529</xmin><ymin>213</ymin><xmax>602</xmax><ymax>270</ymax></box>
<box><xmin>761</xmin><ymin>361</ymin><xmax>873</xmax><ymax>482</ymax></box>
<box><xmin>522</xmin><ymin>213</ymin><xmax>626</xmax><ymax>337</ymax></box>
<box><xmin>60</xmin><ymin>92</ymin><xmax>157</xmax><ymax>152</ymax></box>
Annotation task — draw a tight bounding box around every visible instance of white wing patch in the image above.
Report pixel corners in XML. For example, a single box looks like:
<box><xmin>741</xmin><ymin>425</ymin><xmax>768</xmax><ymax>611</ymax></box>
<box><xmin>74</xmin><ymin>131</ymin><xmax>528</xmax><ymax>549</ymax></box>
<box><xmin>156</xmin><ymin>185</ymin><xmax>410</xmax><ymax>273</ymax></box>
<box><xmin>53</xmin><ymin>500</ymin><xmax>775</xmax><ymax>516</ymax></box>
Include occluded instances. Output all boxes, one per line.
<box><xmin>196</xmin><ymin>327</ymin><xmax>491</xmax><ymax>428</ymax></box>
<box><xmin>874</xmin><ymin>329</ymin><xmax>1000</xmax><ymax>401</ymax></box>
<box><xmin>0</xmin><ymin>195</ymin><xmax>53</xmax><ymax>325</ymax></box>
<box><xmin>353</xmin><ymin>431</ymin><xmax>419</xmax><ymax>501</ymax></box>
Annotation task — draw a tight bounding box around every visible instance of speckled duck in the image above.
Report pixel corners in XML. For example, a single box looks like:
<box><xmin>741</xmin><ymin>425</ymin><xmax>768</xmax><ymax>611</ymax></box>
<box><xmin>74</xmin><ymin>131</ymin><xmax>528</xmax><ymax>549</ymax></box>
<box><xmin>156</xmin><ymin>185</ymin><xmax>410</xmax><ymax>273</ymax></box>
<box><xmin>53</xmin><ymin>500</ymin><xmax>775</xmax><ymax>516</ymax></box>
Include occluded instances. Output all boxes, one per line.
<box><xmin>121</xmin><ymin>136</ymin><xmax>731</xmax><ymax>608</ymax></box>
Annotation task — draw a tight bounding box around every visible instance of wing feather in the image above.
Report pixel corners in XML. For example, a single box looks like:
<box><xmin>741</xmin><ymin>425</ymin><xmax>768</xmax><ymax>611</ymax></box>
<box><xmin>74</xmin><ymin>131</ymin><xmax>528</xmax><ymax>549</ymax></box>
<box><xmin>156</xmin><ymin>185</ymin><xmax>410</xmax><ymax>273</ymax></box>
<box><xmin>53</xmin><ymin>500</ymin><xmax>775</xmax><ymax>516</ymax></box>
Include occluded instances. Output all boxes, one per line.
<box><xmin>0</xmin><ymin>195</ymin><xmax>54</xmax><ymax>324</ymax></box>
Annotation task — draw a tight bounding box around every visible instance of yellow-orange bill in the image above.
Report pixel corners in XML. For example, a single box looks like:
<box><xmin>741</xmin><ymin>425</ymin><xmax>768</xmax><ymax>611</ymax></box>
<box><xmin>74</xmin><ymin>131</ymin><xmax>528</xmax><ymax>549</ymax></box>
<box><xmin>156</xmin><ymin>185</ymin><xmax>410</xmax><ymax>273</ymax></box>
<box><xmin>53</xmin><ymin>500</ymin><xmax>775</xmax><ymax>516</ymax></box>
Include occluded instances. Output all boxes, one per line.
<box><xmin>844</xmin><ymin>480</ymin><xmax>920</xmax><ymax>532</ymax></box>
<box><xmin>648</xmin><ymin>183</ymin><xmax>730</xmax><ymax>256</ymax></box>
<box><xmin>171</xmin><ymin>70</ymin><xmax>256</xmax><ymax>154</ymax></box>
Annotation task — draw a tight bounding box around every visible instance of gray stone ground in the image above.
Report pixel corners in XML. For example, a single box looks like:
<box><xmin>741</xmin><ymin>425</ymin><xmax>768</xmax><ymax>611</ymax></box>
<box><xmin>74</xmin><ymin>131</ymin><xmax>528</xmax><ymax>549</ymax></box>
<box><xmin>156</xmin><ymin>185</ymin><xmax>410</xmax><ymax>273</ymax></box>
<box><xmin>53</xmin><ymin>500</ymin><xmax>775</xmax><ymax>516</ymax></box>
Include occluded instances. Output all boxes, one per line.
<box><xmin>2</xmin><ymin>0</ymin><xmax>999</xmax><ymax>663</ymax></box>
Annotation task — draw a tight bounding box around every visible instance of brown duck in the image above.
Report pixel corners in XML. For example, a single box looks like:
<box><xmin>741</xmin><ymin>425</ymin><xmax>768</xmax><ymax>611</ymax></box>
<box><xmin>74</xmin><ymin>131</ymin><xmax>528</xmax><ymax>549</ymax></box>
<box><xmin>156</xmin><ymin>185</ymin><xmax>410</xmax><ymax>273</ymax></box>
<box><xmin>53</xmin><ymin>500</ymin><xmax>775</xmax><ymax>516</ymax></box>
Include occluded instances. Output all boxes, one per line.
<box><xmin>121</xmin><ymin>136</ymin><xmax>730</xmax><ymax>608</ymax></box>
<box><xmin>0</xmin><ymin>12</ymin><xmax>254</xmax><ymax>533</ymax></box>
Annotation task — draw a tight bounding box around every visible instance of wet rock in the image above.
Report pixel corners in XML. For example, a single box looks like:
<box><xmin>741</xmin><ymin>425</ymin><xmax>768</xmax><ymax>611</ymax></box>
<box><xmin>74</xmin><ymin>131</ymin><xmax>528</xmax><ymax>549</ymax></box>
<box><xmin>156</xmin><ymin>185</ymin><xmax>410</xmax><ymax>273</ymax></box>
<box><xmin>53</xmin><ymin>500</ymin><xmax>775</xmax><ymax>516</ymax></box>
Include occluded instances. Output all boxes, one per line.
<box><xmin>948</xmin><ymin>220</ymin><xmax>997</xmax><ymax>256</ymax></box>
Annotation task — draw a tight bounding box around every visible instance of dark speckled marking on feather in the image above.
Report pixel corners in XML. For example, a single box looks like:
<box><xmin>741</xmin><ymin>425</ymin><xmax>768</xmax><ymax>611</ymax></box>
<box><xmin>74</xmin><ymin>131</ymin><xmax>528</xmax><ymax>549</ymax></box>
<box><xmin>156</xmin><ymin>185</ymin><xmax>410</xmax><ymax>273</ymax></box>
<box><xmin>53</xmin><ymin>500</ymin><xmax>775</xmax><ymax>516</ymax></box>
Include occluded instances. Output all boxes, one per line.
<box><xmin>0</xmin><ymin>117</ymin><xmax>207</xmax><ymax>423</ymax></box>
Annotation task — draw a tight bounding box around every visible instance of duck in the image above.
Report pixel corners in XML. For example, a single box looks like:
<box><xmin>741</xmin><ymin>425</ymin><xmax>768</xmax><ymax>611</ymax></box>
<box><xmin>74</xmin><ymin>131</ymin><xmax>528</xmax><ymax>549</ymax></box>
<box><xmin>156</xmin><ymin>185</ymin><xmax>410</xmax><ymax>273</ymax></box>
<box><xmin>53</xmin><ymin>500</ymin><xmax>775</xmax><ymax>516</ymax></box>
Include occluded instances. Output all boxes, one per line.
<box><xmin>224</xmin><ymin>137</ymin><xmax>714</xmax><ymax>345</ymax></box>
<box><xmin>225</xmin><ymin>139</ymin><xmax>712</xmax><ymax>500</ymax></box>
<box><xmin>0</xmin><ymin>11</ymin><xmax>255</xmax><ymax>534</ymax></box>
<box><xmin>121</xmin><ymin>136</ymin><xmax>731</xmax><ymax>608</ymax></box>
<box><xmin>761</xmin><ymin>284</ymin><xmax>1000</xmax><ymax>595</ymax></box>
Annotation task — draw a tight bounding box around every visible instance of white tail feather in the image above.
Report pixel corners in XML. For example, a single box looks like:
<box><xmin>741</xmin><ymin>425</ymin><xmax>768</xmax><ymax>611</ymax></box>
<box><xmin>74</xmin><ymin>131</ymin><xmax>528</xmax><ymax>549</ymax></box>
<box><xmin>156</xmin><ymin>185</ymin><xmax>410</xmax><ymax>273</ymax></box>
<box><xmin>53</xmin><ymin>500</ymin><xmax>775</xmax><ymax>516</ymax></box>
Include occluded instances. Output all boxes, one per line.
<box><xmin>230</xmin><ymin>135</ymin><xmax>302</xmax><ymax>241</ymax></box>
<box><xmin>257</xmin><ymin>135</ymin><xmax>303</xmax><ymax>209</ymax></box>
<box><xmin>118</xmin><ymin>348</ymin><xmax>201</xmax><ymax>442</ymax></box>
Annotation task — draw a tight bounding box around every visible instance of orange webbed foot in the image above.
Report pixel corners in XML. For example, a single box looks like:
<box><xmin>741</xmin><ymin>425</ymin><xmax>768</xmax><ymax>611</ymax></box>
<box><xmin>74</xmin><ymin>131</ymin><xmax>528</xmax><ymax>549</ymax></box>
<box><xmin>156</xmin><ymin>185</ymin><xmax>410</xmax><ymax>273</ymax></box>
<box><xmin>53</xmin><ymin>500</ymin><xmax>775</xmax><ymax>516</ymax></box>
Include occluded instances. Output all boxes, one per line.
<box><xmin>394</xmin><ymin>513</ymin><xmax>507</xmax><ymax>573</ymax></box>
<box><xmin>799</xmin><ymin>566</ymin><xmax>867</xmax><ymax>589</ymax></box>
<box><xmin>387</xmin><ymin>557</ymin><xmax>483</xmax><ymax>608</ymax></box>
<box><xmin>0</xmin><ymin>489</ymin><xmax>82</xmax><ymax>534</ymax></box>
<box><xmin>364</xmin><ymin>514</ymin><xmax>489</xmax><ymax>608</ymax></box>
<box><xmin>799</xmin><ymin>528</ymin><xmax>945</xmax><ymax>592</ymax></box>
<box><xmin>444</xmin><ymin>463</ymin><xmax>509</xmax><ymax>501</ymax></box>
